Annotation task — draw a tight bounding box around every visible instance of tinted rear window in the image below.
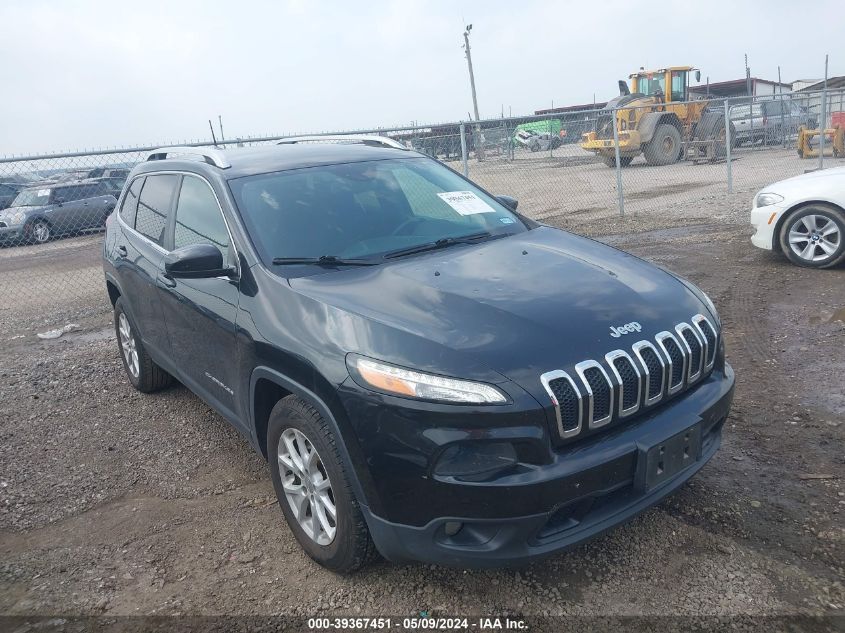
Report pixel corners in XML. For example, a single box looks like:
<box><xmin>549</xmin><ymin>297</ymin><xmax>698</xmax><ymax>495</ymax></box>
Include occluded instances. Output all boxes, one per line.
<box><xmin>120</xmin><ymin>178</ymin><xmax>143</xmax><ymax>226</ymax></box>
<box><xmin>135</xmin><ymin>175</ymin><xmax>178</xmax><ymax>245</ymax></box>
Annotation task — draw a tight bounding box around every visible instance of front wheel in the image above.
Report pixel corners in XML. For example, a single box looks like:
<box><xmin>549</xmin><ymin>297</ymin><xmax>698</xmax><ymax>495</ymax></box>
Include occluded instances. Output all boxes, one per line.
<box><xmin>268</xmin><ymin>395</ymin><xmax>375</xmax><ymax>573</ymax></box>
<box><xmin>643</xmin><ymin>124</ymin><xmax>681</xmax><ymax>166</ymax></box>
<box><xmin>28</xmin><ymin>219</ymin><xmax>51</xmax><ymax>244</ymax></box>
<box><xmin>778</xmin><ymin>204</ymin><xmax>845</xmax><ymax>268</ymax></box>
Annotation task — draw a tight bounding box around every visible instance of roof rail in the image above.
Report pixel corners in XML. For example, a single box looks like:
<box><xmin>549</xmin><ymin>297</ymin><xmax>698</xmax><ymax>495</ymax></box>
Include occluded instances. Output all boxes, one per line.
<box><xmin>276</xmin><ymin>135</ymin><xmax>408</xmax><ymax>150</ymax></box>
<box><xmin>146</xmin><ymin>146</ymin><xmax>231</xmax><ymax>169</ymax></box>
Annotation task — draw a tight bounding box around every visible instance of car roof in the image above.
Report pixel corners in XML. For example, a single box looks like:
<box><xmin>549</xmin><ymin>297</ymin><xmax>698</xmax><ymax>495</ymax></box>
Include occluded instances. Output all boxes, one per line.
<box><xmin>135</xmin><ymin>143</ymin><xmax>423</xmax><ymax>180</ymax></box>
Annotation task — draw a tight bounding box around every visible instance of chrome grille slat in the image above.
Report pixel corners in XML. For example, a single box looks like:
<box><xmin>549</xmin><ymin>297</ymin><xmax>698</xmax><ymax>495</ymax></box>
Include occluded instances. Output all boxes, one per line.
<box><xmin>574</xmin><ymin>360</ymin><xmax>614</xmax><ymax>429</ymax></box>
<box><xmin>540</xmin><ymin>370</ymin><xmax>582</xmax><ymax>439</ymax></box>
<box><xmin>692</xmin><ymin>314</ymin><xmax>718</xmax><ymax>371</ymax></box>
<box><xmin>675</xmin><ymin>322</ymin><xmax>705</xmax><ymax>384</ymax></box>
<box><xmin>655</xmin><ymin>331</ymin><xmax>686</xmax><ymax>394</ymax></box>
<box><xmin>632</xmin><ymin>340</ymin><xmax>666</xmax><ymax>406</ymax></box>
<box><xmin>605</xmin><ymin>350</ymin><xmax>641</xmax><ymax>417</ymax></box>
<box><xmin>541</xmin><ymin>314</ymin><xmax>720</xmax><ymax>441</ymax></box>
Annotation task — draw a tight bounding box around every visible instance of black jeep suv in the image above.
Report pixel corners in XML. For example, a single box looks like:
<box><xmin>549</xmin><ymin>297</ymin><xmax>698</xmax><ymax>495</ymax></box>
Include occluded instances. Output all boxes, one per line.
<box><xmin>102</xmin><ymin>138</ymin><xmax>734</xmax><ymax>572</ymax></box>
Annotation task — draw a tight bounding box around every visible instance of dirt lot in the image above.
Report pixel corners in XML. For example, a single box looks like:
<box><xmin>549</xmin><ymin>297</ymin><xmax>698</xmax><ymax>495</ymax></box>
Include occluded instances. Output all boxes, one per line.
<box><xmin>1</xmin><ymin>210</ymin><xmax>843</xmax><ymax>630</ymax></box>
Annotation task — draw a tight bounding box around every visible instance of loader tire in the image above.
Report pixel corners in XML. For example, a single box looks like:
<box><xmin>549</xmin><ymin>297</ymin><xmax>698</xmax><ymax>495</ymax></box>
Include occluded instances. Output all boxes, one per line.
<box><xmin>694</xmin><ymin>112</ymin><xmax>736</xmax><ymax>158</ymax></box>
<box><xmin>643</xmin><ymin>124</ymin><xmax>681</xmax><ymax>166</ymax></box>
<box><xmin>602</xmin><ymin>155</ymin><xmax>633</xmax><ymax>167</ymax></box>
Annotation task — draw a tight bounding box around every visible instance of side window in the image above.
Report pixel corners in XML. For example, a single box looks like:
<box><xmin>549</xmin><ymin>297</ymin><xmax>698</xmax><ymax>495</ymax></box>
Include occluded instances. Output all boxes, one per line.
<box><xmin>173</xmin><ymin>175</ymin><xmax>230</xmax><ymax>258</ymax></box>
<box><xmin>119</xmin><ymin>178</ymin><xmax>143</xmax><ymax>226</ymax></box>
<box><xmin>135</xmin><ymin>174</ymin><xmax>178</xmax><ymax>246</ymax></box>
<box><xmin>52</xmin><ymin>187</ymin><xmax>71</xmax><ymax>203</ymax></box>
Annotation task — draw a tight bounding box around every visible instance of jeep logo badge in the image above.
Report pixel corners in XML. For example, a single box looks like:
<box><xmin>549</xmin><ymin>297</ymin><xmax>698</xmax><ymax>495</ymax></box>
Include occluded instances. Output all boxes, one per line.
<box><xmin>609</xmin><ymin>321</ymin><xmax>642</xmax><ymax>338</ymax></box>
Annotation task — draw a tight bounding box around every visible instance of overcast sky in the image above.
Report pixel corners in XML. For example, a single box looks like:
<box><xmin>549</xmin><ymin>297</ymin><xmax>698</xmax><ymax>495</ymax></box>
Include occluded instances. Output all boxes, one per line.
<box><xmin>1</xmin><ymin>0</ymin><xmax>841</xmax><ymax>155</ymax></box>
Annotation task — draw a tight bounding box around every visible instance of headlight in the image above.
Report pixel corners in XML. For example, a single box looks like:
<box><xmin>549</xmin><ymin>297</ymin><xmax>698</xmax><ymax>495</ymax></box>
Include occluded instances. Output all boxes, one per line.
<box><xmin>348</xmin><ymin>356</ymin><xmax>507</xmax><ymax>404</ymax></box>
<box><xmin>1</xmin><ymin>211</ymin><xmax>26</xmax><ymax>225</ymax></box>
<box><xmin>754</xmin><ymin>192</ymin><xmax>783</xmax><ymax>207</ymax></box>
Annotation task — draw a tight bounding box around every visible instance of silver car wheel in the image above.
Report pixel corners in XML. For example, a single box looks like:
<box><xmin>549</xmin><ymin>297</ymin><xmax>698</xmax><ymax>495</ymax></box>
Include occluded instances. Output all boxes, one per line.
<box><xmin>278</xmin><ymin>428</ymin><xmax>337</xmax><ymax>546</ymax></box>
<box><xmin>788</xmin><ymin>214</ymin><xmax>841</xmax><ymax>263</ymax></box>
<box><xmin>118</xmin><ymin>312</ymin><xmax>139</xmax><ymax>379</ymax></box>
<box><xmin>33</xmin><ymin>222</ymin><xmax>50</xmax><ymax>243</ymax></box>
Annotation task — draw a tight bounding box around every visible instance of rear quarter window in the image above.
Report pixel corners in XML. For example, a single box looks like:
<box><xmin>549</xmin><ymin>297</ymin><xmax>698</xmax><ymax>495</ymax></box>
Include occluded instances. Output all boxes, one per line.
<box><xmin>134</xmin><ymin>174</ymin><xmax>178</xmax><ymax>246</ymax></box>
<box><xmin>119</xmin><ymin>178</ymin><xmax>143</xmax><ymax>226</ymax></box>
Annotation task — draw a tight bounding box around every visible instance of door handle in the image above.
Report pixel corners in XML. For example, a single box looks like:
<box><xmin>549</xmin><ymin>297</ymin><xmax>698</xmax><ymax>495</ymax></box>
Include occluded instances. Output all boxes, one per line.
<box><xmin>157</xmin><ymin>272</ymin><xmax>177</xmax><ymax>288</ymax></box>
<box><xmin>116</xmin><ymin>245</ymin><xmax>127</xmax><ymax>258</ymax></box>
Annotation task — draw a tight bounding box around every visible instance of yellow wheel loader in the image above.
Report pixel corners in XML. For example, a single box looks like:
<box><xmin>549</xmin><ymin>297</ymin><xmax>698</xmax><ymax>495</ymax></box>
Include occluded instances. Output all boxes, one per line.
<box><xmin>581</xmin><ymin>66</ymin><xmax>735</xmax><ymax>167</ymax></box>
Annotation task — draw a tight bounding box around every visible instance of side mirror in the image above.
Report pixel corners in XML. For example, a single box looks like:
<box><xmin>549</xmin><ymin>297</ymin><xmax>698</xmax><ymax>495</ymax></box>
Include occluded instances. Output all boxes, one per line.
<box><xmin>164</xmin><ymin>243</ymin><xmax>234</xmax><ymax>279</ymax></box>
<box><xmin>496</xmin><ymin>195</ymin><xmax>518</xmax><ymax>211</ymax></box>
<box><xmin>54</xmin><ymin>197</ymin><xmax>64</xmax><ymax>207</ymax></box>
<box><xmin>695</xmin><ymin>70</ymin><xmax>701</xmax><ymax>83</ymax></box>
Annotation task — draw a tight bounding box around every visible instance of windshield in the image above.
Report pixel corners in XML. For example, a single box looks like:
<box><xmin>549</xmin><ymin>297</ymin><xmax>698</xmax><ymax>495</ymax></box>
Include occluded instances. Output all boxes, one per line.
<box><xmin>11</xmin><ymin>187</ymin><xmax>52</xmax><ymax>207</ymax></box>
<box><xmin>229</xmin><ymin>157</ymin><xmax>527</xmax><ymax>264</ymax></box>
<box><xmin>637</xmin><ymin>74</ymin><xmax>665</xmax><ymax>97</ymax></box>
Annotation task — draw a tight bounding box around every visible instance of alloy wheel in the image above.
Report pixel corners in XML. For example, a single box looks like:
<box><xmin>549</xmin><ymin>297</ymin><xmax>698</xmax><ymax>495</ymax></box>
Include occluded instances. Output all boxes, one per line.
<box><xmin>278</xmin><ymin>428</ymin><xmax>337</xmax><ymax>546</ymax></box>
<box><xmin>787</xmin><ymin>214</ymin><xmax>841</xmax><ymax>263</ymax></box>
<box><xmin>33</xmin><ymin>222</ymin><xmax>50</xmax><ymax>243</ymax></box>
<box><xmin>118</xmin><ymin>312</ymin><xmax>139</xmax><ymax>378</ymax></box>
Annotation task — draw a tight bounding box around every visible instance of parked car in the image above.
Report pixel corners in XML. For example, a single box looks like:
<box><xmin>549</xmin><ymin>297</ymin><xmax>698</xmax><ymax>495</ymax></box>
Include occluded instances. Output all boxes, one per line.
<box><xmin>730</xmin><ymin>99</ymin><xmax>817</xmax><ymax>146</ymax></box>
<box><xmin>0</xmin><ymin>180</ymin><xmax>117</xmax><ymax>244</ymax></box>
<box><xmin>103</xmin><ymin>139</ymin><xmax>733</xmax><ymax>572</ymax></box>
<box><xmin>96</xmin><ymin>176</ymin><xmax>126</xmax><ymax>200</ymax></box>
<box><xmin>750</xmin><ymin>166</ymin><xmax>845</xmax><ymax>268</ymax></box>
<box><xmin>0</xmin><ymin>182</ymin><xmax>26</xmax><ymax>211</ymax></box>
<box><xmin>87</xmin><ymin>167</ymin><xmax>130</xmax><ymax>181</ymax></box>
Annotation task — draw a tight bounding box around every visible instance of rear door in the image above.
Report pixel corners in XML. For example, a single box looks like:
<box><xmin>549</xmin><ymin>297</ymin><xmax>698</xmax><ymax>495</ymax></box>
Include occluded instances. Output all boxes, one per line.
<box><xmin>115</xmin><ymin>174</ymin><xmax>180</xmax><ymax>358</ymax></box>
<box><xmin>157</xmin><ymin>174</ymin><xmax>243</xmax><ymax>424</ymax></box>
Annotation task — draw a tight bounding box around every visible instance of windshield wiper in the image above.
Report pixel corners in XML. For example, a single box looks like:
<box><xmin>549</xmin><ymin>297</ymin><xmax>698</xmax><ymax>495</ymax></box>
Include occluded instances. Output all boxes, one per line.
<box><xmin>271</xmin><ymin>255</ymin><xmax>378</xmax><ymax>267</ymax></box>
<box><xmin>383</xmin><ymin>231</ymin><xmax>496</xmax><ymax>260</ymax></box>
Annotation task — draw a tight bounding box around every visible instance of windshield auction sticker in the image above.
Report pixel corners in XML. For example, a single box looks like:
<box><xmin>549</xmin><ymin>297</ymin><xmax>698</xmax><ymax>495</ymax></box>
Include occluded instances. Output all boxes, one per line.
<box><xmin>436</xmin><ymin>191</ymin><xmax>495</xmax><ymax>215</ymax></box>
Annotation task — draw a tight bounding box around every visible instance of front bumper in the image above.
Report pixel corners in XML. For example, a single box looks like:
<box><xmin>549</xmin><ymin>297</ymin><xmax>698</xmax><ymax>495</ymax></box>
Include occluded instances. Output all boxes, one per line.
<box><xmin>0</xmin><ymin>223</ymin><xmax>25</xmax><ymax>242</ymax></box>
<box><xmin>360</xmin><ymin>363</ymin><xmax>734</xmax><ymax>568</ymax></box>
<box><xmin>750</xmin><ymin>204</ymin><xmax>786</xmax><ymax>250</ymax></box>
<box><xmin>581</xmin><ymin>130</ymin><xmax>642</xmax><ymax>156</ymax></box>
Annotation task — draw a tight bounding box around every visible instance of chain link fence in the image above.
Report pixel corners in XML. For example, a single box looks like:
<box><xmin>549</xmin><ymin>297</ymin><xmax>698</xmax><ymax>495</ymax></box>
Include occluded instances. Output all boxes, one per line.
<box><xmin>1</xmin><ymin>88</ymin><xmax>843</xmax><ymax>336</ymax></box>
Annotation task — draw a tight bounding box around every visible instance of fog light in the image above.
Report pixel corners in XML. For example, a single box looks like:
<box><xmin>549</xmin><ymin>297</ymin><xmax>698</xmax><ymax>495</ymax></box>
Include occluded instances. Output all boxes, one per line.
<box><xmin>443</xmin><ymin>521</ymin><xmax>463</xmax><ymax>537</ymax></box>
<box><xmin>433</xmin><ymin>442</ymin><xmax>517</xmax><ymax>481</ymax></box>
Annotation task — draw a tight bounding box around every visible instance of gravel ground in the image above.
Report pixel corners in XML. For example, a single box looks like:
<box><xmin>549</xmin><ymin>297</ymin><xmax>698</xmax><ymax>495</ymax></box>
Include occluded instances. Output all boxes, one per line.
<box><xmin>1</xmin><ymin>213</ymin><xmax>843</xmax><ymax>629</ymax></box>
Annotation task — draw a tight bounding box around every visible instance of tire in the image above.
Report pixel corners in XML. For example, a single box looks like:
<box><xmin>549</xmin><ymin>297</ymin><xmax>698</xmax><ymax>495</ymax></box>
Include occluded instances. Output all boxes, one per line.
<box><xmin>113</xmin><ymin>297</ymin><xmax>172</xmax><ymax>392</ymax></box>
<box><xmin>602</xmin><ymin>155</ymin><xmax>633</xmax><ymax>167</ymax></box>
<box><xmin>27</xmin><ymin>219</ymin><xmax>51</xmax><ymax>244</ymax></box>
<box><xmin>268</xmin><ymin>395</ymin><xmax>376</xmax><ymax>573</ymax></box>
<box><xmin>529</xmin><ymin>140</ymin><xmax>540</xmax><ymax>153</ymax></box>
<box><xmin>778</xmin><ymin>204</ymin><xmax>845</xmax><ymax>269</ymax></box>
<box><xmin>643</xmin><ymin>124</ymin><xmax>682</xmax><ymax>166</ymax></box>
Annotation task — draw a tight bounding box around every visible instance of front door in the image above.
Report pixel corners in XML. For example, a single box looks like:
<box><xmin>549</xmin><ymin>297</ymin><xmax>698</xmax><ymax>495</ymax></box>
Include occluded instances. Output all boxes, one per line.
<box><xmin>157</xmin><ymin>174</ymin><xmax>242</xmax><ymax>425</ymax></box>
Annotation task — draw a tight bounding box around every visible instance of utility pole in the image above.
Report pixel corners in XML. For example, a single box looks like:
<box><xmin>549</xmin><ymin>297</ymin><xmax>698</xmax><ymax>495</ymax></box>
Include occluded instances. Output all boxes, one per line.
<box><xmin>463</xmin><ymin>24</ymin><xmax>480</xmax><ymax>122</ymax></box>
<box><xmin>744</xmin><ymin>54</ymin><xmax>752</xmax><ymax>98</ymax></box>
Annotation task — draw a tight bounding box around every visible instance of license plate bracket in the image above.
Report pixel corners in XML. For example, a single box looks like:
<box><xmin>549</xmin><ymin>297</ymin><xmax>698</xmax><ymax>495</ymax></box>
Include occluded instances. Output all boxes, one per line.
<box><xmin>638</xmin><ymin>424</ymin><xmax>702</xmax><ymax>492</ymax></box>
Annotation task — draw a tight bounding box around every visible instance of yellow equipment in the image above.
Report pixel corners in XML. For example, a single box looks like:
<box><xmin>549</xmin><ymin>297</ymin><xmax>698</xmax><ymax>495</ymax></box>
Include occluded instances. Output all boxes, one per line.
<box><xmin>796</xmin><ymin>125</ymin><xmax>844</xmax><ymax>159</ymax></box>
<box><xmin>581</xmin><ymin>66</ymin><xmax>734</xmax><ymax>167</ymax></box>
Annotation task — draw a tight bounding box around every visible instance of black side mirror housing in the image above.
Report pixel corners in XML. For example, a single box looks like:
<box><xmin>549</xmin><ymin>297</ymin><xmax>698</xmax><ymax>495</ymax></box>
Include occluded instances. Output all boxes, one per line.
<box><xmin>164</xmin><ymin>243</ymin><xmax>233</xmax><ymax>279</ymax></box>
<box><xmin>54</xmin><ymin>198</ymin><xmax>64</xmax><ymax>207</ymax></box>
<box><xmin>496</xmin><ymin>195</ymin><xmax>518</xmax><ymax>211</ymax></box>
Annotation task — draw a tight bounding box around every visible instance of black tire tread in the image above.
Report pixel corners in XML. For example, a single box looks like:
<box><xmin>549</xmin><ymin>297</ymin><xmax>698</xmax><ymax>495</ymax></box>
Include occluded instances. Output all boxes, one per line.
<box><xmin>269</xmin><ymin>395</ymin><xmax>376</xmax><ymax>573</ymax></box>
<box><xmin>643</xmin><ymin>123</ymin><xmax>681</xmax><ymax>166</ymax></box>
<box><xmin>114</xmin><ymin>297</ymin><xmax>172</xmax><ymax>393</ymax></box>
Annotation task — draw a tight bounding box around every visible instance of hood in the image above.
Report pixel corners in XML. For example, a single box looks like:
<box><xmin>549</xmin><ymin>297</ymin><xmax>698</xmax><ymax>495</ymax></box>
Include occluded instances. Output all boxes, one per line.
<box><xmin>0</xmin><ymin>204</ymin><xmax>46</xmax><ymax>216</ymax></box>
<box><xmin>288</xmin><ymin>226</ymin><xmax>708</xmax><ymax>397</ymax></box>
<box><xmin>761</xmin><ymin>165</ymin><xmax>845</xmax><ymax>193</ymax></box>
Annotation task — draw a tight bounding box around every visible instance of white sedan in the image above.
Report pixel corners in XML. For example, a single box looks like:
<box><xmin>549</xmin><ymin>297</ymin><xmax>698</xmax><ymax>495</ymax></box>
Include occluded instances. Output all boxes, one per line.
<box><xmin>751</xmin><ymin>166</ymin><xmax>845</xmax><ymax>268</ymax></box>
